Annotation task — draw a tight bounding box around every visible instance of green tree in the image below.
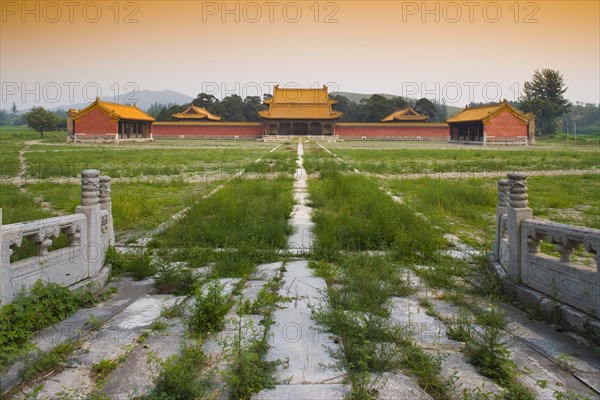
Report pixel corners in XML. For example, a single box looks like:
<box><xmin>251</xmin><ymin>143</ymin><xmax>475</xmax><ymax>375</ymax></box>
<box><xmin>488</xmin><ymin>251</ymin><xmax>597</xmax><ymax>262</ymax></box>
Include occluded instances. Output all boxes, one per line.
<box><xmin>220</xmin><ymin>94</ymin><xmax>244</xmax><ymax>121</ymax></box>
<box><xmin>241</xmin><ymin>96</ymin><xmax>266</xmax><ymax>122</ymax></box>
<box><xmin>519</xmin><ymin>69</ymin><xmax>571</xmax><ymax>135</ymax></box>
<box><xmin>362</xmin><ymin>94</ymin><xmax>393</xmax><ymax>122</ymax></box>
<box><xmin>414</xmin><ymin>98</ymin><xmax>437</xmax><ymax>121</ymax></box>
<box><xmin>192</xmin><ymin>93</ymin><xmax>219</xmax><ymax>113</ymax></box>
<box><xmin>391</xmin><ymin>96</ymin><xmax>409</xmax><ymax>111</ymax></box>
<box><xmin>24</xmin><ymin>107</ymin><xmax>60</xmax><ymax>138</ymax></box>
<box><xmin>10</xmin><ymin>102</ymin><xmax>18</xmax><ymax>125</ymax></box>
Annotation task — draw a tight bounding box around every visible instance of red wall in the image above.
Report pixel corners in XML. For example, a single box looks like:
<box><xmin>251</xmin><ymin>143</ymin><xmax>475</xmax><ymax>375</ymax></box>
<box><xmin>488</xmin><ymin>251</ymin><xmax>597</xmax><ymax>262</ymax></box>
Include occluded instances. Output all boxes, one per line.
<box><xmin>74</xmin><ymin>107</ymin><xmax>118</xmax><ymax>135</ymax></box>
<box><xmin>485</xmin><ymin>110</ymin><xmax>528</xmax><ymax>141</ymax></box>
<box><xmin>153</xmin><ymin>122</ymin><xmax>263</xmax><ymax>139</ymax></box>
<box><xmin>336</xmin><ymin>123</ymin><xmax>449</xmax><ymax>140</ymax></box>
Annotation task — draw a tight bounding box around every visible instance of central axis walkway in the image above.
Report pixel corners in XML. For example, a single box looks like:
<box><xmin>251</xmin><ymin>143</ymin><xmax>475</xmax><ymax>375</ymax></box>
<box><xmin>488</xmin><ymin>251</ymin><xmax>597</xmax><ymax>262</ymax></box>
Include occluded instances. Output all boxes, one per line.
<box><xmin>254</xmin><ymin>142</ymin><xmax>349</xmax><ymax>399</ymax></box>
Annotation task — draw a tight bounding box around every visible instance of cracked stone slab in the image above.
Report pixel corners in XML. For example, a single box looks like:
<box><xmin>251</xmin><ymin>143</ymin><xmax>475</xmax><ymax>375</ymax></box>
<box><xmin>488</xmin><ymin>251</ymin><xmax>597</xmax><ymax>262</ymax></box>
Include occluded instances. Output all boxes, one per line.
<box><xmin>264</xmin><ymin>260</ymin><xmax>344</xmax><ymax>386</ymax></box>
<box><xmin>101</xmin><ymin>320</ymin><xmax>186</xmax><ymax>400</ymax></box>
<box><xmin>374</xmin><ymin>372</ymin><xmax>433</xmax><ymax>400</ymax></box>
<box><xmin>1</xmin><ymin>277</ymin><xmax>154</xmax><ymax>393</ymax></box>
<box><xmin>252</xmin><ymin>384</ymin><xmax>349</xmax><ymax>400</ymax></box>
<box><xmin>18</xmin><ymin>294</ymin><xmax>179</xmax><ymax>399</ymax></box>
<box><xmin>249</xmin><ymin>262</ymin><xmax>283</xmax><ymax>280</ymax></box>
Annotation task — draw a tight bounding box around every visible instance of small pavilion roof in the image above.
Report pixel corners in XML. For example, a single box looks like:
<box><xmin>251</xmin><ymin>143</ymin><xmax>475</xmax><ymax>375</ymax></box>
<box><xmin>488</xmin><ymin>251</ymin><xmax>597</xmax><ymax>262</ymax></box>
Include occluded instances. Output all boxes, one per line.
<box><xmin>172</xmin><ymin>105</ymin><xmax>221</xmax><ymax>121</ymax></box>
<box><xmin>381</xmin><ymin>107</ymin><xmax>429</xmax><ymax>122</ymax></box>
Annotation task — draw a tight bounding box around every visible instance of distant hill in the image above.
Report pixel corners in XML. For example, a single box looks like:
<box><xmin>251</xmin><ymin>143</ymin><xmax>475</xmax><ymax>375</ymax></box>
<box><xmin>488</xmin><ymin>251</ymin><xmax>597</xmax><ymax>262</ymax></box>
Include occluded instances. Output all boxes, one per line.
<box><xmin>332</xmin><ymin>91</ymin><xmax>463</xmax><ymax>117</ymax></box>
<box><xmin>55</xmin><ymin>90</ymin><xmax>194</xmax><ymax>112</ymax></box>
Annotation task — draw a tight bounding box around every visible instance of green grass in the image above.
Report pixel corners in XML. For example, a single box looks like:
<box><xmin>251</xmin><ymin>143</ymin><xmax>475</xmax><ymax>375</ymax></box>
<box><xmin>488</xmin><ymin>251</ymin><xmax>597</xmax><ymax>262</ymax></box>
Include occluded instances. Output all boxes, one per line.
<box><xmin>528</xmin><ymin>174</ymin><xmax>600</xmax><ymax>229</ymax></box>
<box><xmin>8</xmin><ymin>180</ymin><xmax>218</xmax><ymax>241</ymax></box>
<box><xmin>0</xmin><ymin>280</ymin><xmax>107</xmax><ymax>370</ymax></box>
<box><xmin>383</xmin><ymin>174</ymin><xmax>600</xmax><ymax>252</ymax></box>
<box><xmin>136</xmin><ymin>344</ymin><xmax>215</xmax><ymax>400</ymax></box>
<box><xmin>157</xmin><ymin>177</ymin><xmax>293</xmax><ymax>275</ymax></box>
<box><xmin>104</xmin><ymin>247</ymin><xmax>157</xmax><ymax>280</ymax></box>
<box><xmin>0</xmin><ymin>184</ymin><xmax>52</xmax><ymax>223</ymax></box>
<box><xmin>19</xmin><ymin>341</ymin><xmax>76</xmax><ymax>382</ymax></box>
<box><xmin>310</xmin><ymin>143</ymin><xmax>599</xmax><ymax>175</ymax></box>
<box><xmin>309</xmin><ymin>168</ymin><xmax>444</xmax><ymax>260</ymax></box>
<box><xmin>313</xmin><ymin>255</ymin><xmax>452</xmax><ymax>399</ymax></box>
<box><xmin>188</xmin><ymin>281</ymin><xmax>231</xmax><ymax>337</ymax></box>
<box><xmin>23</xmin><ymin>146</ymin><xmax>270</xmax><ymax>178</ymax></box>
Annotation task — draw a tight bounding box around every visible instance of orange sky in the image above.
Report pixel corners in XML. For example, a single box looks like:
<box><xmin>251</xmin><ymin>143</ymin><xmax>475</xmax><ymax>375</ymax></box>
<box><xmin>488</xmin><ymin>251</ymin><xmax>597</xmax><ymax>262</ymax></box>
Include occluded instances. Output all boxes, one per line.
<box><xmin>1</xmin><ymin>0</ymin><xmax>599</xmax><ymax>108</ymax></box>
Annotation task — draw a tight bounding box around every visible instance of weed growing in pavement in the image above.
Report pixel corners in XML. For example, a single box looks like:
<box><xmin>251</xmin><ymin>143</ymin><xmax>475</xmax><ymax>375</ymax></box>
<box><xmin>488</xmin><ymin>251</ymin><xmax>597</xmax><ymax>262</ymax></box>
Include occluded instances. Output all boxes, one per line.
<box><xmin>188</xmin><ymin>281</ymin><xmax>231</xmax><ymax>337</ymax></box>
<box><xmin>135</xmin><ymin>344</ymin><xmax>215</xmax><ymax>400</ymax></box>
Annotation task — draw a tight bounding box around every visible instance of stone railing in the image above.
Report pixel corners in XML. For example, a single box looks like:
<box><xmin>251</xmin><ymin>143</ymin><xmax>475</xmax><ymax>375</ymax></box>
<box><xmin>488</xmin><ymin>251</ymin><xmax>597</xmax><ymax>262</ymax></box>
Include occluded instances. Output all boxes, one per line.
<box><xmin>0</xmin><ymin>170</ymin><xmax>115</xmax><ymax>305</ymax></box>
<box><xmin>491</xmin><ymin>173</ymin><xmax>599</xmax><ymax>321</ymax></box>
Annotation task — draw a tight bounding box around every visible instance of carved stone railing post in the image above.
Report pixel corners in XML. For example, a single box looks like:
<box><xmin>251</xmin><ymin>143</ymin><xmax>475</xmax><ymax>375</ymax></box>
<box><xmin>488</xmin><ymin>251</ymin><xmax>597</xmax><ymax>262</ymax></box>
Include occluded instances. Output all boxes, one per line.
<box><xmin>76</xmin><ymin>170</ymin><xmax>101</xmax><ymax>278</ymax></box>
<box><xmin>99</xmin><ymin>175</ymin><xmax>115</xmax><ymax>246</ymax></box>
<box><xmin>493</xmin><ymin>179</ymin><xmax>509</xmax><ymax>260</ymax></box>
<box><xmin>507</xmin><ymin>173</ymin><xmax>533</xmax><ymax>282</ymax></box>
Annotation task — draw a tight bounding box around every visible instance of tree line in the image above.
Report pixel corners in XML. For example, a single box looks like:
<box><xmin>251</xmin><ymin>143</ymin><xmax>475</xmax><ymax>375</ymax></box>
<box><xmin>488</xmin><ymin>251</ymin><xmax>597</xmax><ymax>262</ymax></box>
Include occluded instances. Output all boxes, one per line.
<box><xmin>4</xmin><ymin>69</ymin><xmax>598</xmax><ymax>137</ymax></box>
<box><xmin>146</xmin><ymin>93</ymin><xmax>449</xmax><ymax>123</ymax></box>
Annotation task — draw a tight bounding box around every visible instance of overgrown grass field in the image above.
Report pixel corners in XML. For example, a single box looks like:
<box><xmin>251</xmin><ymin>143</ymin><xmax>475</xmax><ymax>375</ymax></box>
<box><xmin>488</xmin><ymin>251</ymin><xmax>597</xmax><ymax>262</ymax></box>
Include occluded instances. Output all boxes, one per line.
<box><xmin>322</xmin><ymin>147</ymin><xmax>600</xmax><ymax>175</ymax></box>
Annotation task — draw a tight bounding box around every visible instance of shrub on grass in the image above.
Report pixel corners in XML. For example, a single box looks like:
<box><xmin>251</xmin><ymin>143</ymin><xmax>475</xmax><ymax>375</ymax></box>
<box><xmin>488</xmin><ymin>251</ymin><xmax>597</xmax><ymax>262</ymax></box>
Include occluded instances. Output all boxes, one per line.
<box><xmin>105</xmin><ymin>247</ymin><xmax>156</xmax><ymax>280</ymax></box>
<box><xmin>1</xmin><ymin>281</ymin><xmax>83</xmax><ymax>369</ymax></box>
<box><xmin>153</xmin><ymin>263</ymin><xmax>198</xmax><ymax>295</ymax></box>
<box><xmin>139</xmin><ymin>344</ymin><xmax>214</xmax><ymax>400</ymax></box>
<box><xmin>188</xmin><ymin>281</ymin><xmax>230</xmax><ymax>336</ymax></box>
<box><xmin>466</xmin><ymin>305</ymin><xmax>514</xmax><ymax>385</ymax></box>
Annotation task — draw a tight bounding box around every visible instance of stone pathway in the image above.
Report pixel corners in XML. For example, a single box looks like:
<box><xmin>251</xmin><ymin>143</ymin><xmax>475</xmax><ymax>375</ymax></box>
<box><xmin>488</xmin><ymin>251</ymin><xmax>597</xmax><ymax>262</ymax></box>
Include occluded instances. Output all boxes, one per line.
<box><xmin>254</xmin><ymin>142</ymin><xmax>350</xmax><ymax>400</ymax></box>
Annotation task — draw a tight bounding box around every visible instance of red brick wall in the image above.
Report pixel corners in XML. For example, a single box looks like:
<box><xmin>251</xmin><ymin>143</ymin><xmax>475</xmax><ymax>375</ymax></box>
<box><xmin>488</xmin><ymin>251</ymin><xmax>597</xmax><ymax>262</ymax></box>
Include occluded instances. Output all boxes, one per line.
<box><xmin>336</xmin><ymin>123</ymin><xmax>449</xmax><ymax>140</ymax></box>
<box><xmin>74</xmin><ymin>107</ymin><xmax>118</xmax><ymax>135</ymax></box>
<box><xmin>153</xmin><ymin>122</ymin><xmax>263</xmax><ymax>139</ymax></box>
<box><xmin>485</xmin><ymin>110</ymin><xmax>528</xmax><ymax>141</ymax></box>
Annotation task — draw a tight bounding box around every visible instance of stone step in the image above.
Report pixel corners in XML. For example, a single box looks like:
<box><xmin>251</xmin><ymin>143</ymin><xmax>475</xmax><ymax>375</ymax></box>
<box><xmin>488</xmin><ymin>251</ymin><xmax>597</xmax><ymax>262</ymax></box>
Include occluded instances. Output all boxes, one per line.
<box><xmin>0</xmin><ymin>277</ymin><xmax>154</xmax><ymax>394</ymax></box>
<box><xmin>18</xmin><ymin>293</ymin><xmax>180</xmax><ymax>399</ymax></box>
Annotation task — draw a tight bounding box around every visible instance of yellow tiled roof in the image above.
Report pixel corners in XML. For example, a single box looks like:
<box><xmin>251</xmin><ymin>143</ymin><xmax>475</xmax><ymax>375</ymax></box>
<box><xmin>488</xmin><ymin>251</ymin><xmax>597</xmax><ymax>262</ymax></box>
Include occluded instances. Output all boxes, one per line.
<box><xmin>172</xmin><ymin>105</ymin><xmax>221</xmax><ymax>121</ymax></box>
<box><xmin>265</xmin><ymin>85</ymin><xmax>337</xmax><ymax>105</ymax></box>
<box><xmin>72</xmin><ymin>98</ymin><xmax>155</xmax><ymax>122</ymax></box>
<box><xmin>447</xmin><ymin>100</ymin><xmax>529</xmax><ymax>124</ymax></box>
<box><xmin>259</xmin><ymin>105</ymin><xmax>342</xmax><ymax>120</ymax></box>
<box><xmin>381</xmin><ymin>108</ymin><xmax>428</xmax><ymax>122</ymax></box>
<box><xmin>260</xmin><ymin>85</ymin><xmax>342</xmax><ymax>120</ymax></box>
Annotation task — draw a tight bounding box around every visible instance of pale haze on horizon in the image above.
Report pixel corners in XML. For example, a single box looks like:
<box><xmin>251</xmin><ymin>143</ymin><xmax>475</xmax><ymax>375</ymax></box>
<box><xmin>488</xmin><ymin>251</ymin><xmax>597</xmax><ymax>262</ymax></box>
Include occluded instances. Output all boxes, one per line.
<box><xmin>1</xmin><ymin>0</ymin><xmax>599</xmax><ymax>109</ymax></box>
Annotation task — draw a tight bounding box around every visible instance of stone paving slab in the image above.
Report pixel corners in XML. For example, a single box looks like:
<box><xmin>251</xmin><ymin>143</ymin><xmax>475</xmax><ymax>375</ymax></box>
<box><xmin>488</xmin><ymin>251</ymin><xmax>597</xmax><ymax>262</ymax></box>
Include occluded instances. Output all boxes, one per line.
<box><xmin>511</xmin><ymin>340</ymin><xmax>600</xmax><ymax>399</ymax></box>
<box><xmin>19</xmin><ymin>294</ymin><xmax>179</xmax><ymax>399</ymax></box>
<box><xmin>389</xmin><ymin>297</ymin><xmax>503</xmax><ymax>395</ymax></box>
<box><xmin>252</xmin><ymin>383</ymin><xmax>349</xmax><ymax>400</ymax></box>
<box><xmin>249</xmin><ymin>262</ymin><xmax>283</xmax><ymax>281</ymax></box>
<box><xmin>0</xmin><ymin>277</ymin><xmax>154</xmax><ymax>394</ymax></box>
<box><xmin>264</xmin><ymin>260</ymin><xmax>345</xmax><ymax>386</ymax></box>
<box><xmin>101</xmin><ymin>319</ymin><xmax>186</xmax><ymax>400</ymax></box>
<box><xmin>375</xmin><ymin>372</ymin><xmax>433</xmax><ymax>400</ymax></box>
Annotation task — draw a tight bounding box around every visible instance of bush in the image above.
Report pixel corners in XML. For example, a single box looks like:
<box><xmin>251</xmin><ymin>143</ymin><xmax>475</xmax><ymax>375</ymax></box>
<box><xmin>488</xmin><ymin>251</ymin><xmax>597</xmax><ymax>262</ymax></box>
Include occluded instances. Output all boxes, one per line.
<box><xmin>139</xmin><ymin>344</ymin><xmax>214</xmax><ymax>400</ymax></box>
<box><xmin>153</xmin><ymin>263</ymin><xmax>198</xmax><ymax>295</ymax></box>
<box><xmin>188</xmin><ymin>281</ymin><xmax>230</xmax><ymax>336</ymax></box>
<box><xmin>0</xmin><ymin>281</ymin><xmax>81</xmax><ymax>369</ymax></box>
<box><xmin>466</xmin><ymin>305</ymin><xmax>514</xmax><ymax>385</ymax></box>
<box><xmin>105</xmin><ymin>247</ymin><xmax>156</xmax><ymax>280</ymax></box>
